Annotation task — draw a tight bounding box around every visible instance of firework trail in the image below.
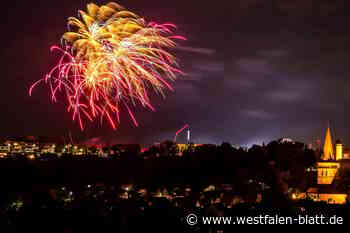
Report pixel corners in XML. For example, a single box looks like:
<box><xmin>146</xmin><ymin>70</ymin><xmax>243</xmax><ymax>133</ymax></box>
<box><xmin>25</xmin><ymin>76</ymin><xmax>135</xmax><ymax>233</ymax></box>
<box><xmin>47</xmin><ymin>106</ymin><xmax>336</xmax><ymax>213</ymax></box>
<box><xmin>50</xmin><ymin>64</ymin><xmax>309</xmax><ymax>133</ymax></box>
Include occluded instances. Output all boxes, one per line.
<box><xmin>30</xmin><ymin>2</ymin><xmax>185</xmax><ymax>130</ymax></box>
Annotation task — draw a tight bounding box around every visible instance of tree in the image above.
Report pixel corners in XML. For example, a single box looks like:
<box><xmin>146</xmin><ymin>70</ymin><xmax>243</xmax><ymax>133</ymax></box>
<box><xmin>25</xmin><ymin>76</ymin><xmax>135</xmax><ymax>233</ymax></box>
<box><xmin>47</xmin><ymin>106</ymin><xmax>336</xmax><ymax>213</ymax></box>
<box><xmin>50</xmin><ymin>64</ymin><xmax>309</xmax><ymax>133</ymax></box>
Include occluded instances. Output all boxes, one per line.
<box><xmin>160</xmin><ymin>140</ymin><xmax>176</xmax><ymax>156</ymax></box>
<box><xmin>89</xmin><ymin>146</ymin><xmax>98</xmax><ymax>155</ymax></box>
<box><xmin>111</xmin><ymin>144</ymin><xmax>120</xmax><ymax>157</ymax></box>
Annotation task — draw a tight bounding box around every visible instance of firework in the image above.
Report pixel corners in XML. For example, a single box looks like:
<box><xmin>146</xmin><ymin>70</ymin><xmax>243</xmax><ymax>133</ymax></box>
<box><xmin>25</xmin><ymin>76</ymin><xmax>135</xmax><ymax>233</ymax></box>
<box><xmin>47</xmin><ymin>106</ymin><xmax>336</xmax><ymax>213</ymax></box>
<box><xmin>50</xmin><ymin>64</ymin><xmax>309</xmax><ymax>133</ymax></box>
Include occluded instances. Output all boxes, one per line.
<box><xmin>30</xmin><ymin>2</ymin><xmax>185</xmax><ymax>130</ymax></box>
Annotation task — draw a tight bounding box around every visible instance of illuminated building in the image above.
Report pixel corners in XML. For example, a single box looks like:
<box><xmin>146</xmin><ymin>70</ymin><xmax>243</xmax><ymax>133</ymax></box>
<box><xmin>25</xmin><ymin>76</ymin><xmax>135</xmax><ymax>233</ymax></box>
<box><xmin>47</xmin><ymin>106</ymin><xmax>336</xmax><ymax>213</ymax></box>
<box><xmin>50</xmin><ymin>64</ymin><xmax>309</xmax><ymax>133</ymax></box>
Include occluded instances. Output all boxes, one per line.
<box><xmin>296</xmin><ymin>124</ymin><xmax>349</xmax><ymax>204</ymax></box>
<box><xmin>4</xmin><ymin>139</ymin><xmax>40</xmax><ymax>155</ymax></box>
<box><xmin>71</xmin><ymin>145</ymin><xmax>87</xmax><ymax>156</ymax></box>
<box><xmin>0</xmin><ymin>143</ymin><xmax>10</xmax><ymax>157</ymax></box>
<box><xmin>322</xmin><ymin>125</ymin><xmax>334</xmax><ymax>160</ymax></box>
<box><xmin>10</xmin><ymin>141</ymin><xmax>23</xmax><ymax>153</ymax></box>
<box><xmin>176</xmin><ymin>144</ymin><xmax>189</xmax><ymax>154</ymax></box>
<box><xmin>294</xmin><ymin>188</ymin><xmax>347</xmax><ymax>204</ymax></box>
<box><xmin>175</xmin><ymin>143</ymin><xmax>202</xmax><ymax>156</ymax></box>
<box><xmin>317</xmin><ymin>162</ymin><xmax>340</xmax><ymax>185</ymax></box>
<box><xmin>62</xmin><ymin>144</ymin><xmax>73</xmax><ymax>154</ymax></box>
<box><xmin>336</xmin><ymin>140</ymin><xmax>343</xmax><ymax>161</ymax></box>
<box><xmin>40</xmin><ymin>143</ymin><xmax>56</xmax><ymax>154</ymax></box>
<box><xmin>23</xmin><ymin>143</ymin><xmax>39</xmax><ymax>154</ymax></box>
<box><xmin>317</xmin><ymin>124</ymin><xmax>339</xmax><ymax>185</ymax></box>
<box><xmin>62</xmin><ymin>144</ymin><xmax>87</xmax><ymax>155</ymax></box>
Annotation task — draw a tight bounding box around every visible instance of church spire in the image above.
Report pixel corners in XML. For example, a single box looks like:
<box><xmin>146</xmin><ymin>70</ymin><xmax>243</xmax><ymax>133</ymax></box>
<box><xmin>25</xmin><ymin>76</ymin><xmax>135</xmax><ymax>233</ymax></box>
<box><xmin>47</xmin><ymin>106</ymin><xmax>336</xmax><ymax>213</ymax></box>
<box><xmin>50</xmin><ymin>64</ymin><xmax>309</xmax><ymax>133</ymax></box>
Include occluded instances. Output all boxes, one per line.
<box><xmin>322</xmin><ymin>122</ymin><xmax>334</xmax><ymax>160</ymax></box>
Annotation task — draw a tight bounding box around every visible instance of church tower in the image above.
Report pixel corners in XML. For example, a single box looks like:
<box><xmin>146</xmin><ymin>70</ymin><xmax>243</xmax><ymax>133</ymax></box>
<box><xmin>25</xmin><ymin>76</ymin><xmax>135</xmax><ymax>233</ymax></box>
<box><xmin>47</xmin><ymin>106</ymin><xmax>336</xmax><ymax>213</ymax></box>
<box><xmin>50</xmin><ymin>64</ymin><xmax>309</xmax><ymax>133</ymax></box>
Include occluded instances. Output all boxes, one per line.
<box><xmin>317</xmin><ymin>123</ymin><xmax>340</xmax><ymax>184</ymax></box>
<box><xmin>322</xmin><ymin>124</ymin><xmax>334</xmax><ymax>160</ymax></box>
<box><xmin>335</xmin><ymin>140</ymin><xmax>343</xmax><ymax>161</ymax></box>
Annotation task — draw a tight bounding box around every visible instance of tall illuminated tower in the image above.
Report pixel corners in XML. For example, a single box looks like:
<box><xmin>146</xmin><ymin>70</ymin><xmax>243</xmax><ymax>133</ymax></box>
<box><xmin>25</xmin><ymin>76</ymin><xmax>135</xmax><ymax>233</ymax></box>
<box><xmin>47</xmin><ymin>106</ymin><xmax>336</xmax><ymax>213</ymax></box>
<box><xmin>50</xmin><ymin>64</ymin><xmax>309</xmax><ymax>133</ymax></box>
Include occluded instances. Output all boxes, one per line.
<box><xmin>322</xmin><ymin>124</ymin><xmax>334</xmax><ymax>160</ymax></box>
<box><xmin>335</xmin><ymin>139</ymin><xmax>343</xmax><ymax>161</ymax></box>
<box><xmin>317</xmin><ymin>123</ymin><xmax>340</xmax><ymax>185</ymax></box>
<box><xmin>187</xmin><ymin>128</ymin><xmax>190</xmax><ymax>144</ymax></box>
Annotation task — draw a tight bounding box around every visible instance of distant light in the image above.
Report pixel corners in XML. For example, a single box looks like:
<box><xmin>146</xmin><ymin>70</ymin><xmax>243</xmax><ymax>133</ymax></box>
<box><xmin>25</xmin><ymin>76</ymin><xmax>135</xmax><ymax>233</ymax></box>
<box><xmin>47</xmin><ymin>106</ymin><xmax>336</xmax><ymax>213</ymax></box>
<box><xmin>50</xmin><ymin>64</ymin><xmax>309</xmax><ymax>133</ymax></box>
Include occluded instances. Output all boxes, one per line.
<box><xmin>279</xmin><ymin>138</ymin><xmax>293</xmax><ymax>143</ymax></box>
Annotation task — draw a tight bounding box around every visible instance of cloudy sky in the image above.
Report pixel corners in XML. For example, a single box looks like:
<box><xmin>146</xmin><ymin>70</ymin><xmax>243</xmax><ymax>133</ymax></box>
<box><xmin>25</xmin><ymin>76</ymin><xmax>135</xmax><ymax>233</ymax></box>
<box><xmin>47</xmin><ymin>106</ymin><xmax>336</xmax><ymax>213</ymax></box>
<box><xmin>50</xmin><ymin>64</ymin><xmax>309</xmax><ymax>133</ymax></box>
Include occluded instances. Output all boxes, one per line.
<box><xmin>2</xmin><ymin>0</ymin><xmax>350</xmax><ymax>146</ymax></box>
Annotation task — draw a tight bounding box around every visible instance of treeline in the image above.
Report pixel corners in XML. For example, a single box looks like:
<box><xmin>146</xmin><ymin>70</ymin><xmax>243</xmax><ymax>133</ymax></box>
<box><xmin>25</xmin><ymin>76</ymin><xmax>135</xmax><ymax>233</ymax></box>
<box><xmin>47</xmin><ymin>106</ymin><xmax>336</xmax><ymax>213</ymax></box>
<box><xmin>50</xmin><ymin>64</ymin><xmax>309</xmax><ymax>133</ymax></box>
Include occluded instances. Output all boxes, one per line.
<box><xmin>0</xmin><ymin>140</ymin><xmax>318</xmax><ymax>195</ymax></box>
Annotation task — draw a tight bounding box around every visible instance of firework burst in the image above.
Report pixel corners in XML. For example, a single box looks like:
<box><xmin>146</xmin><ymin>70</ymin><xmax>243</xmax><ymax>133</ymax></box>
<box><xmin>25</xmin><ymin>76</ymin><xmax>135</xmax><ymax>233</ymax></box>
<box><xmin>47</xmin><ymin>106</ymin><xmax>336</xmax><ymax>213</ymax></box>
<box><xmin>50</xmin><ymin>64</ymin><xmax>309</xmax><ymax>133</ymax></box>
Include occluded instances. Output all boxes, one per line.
<box><xmin>30</xmin><ymin>2</ymin><xmax>185</xmax><ymax>130</ymax></box>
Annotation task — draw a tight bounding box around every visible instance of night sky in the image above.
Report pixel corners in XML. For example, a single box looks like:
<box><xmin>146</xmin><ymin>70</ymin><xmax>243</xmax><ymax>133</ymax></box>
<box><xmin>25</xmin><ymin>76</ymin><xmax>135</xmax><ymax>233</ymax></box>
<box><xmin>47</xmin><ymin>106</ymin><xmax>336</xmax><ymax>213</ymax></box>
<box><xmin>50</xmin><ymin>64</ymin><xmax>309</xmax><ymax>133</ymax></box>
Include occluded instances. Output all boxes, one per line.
<box><xmin>2</xmin><ymin>0</ymin><xmax>350</xmax><ymax>146</ymax></box>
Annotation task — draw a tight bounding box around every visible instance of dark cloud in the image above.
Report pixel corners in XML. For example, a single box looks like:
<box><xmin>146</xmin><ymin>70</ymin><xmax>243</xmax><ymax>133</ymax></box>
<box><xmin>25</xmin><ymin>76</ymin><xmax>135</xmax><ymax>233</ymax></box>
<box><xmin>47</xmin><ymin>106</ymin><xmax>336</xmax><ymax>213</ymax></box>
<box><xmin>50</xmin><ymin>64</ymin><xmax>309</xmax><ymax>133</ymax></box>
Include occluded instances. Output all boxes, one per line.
<box><xmin>236</xmin><ymin>58</ymin><xmax>273</xmax><ymax>74</ymax></box>
<box><xmin>193</xmin><ymin>62</ymin><xmax>224</xmax><ymax>73</ymax></box>
<box><xmin>176</xmin><ymin>46</ymin><xmax>216</xmax><ymax>55</ymax></box>
<box><xmin>257</xmin><ymin>49</ymin><xmax>289</xmax><ymax>58</ymax></box>
<box><xmin>240</xmin><ymin>109</ymin><xmax>276</xmax><ymax>120</ymax></box>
